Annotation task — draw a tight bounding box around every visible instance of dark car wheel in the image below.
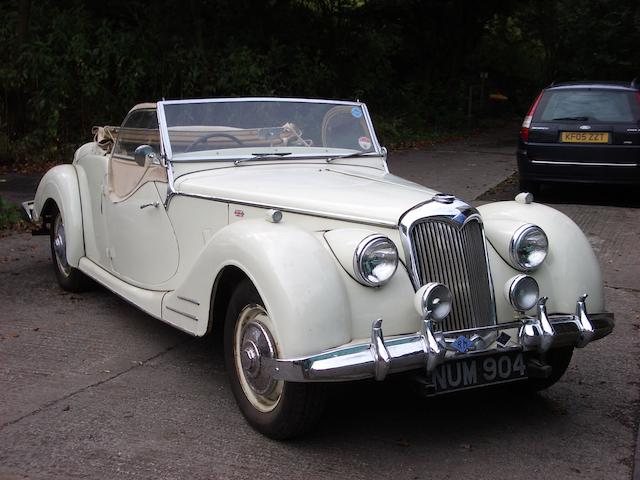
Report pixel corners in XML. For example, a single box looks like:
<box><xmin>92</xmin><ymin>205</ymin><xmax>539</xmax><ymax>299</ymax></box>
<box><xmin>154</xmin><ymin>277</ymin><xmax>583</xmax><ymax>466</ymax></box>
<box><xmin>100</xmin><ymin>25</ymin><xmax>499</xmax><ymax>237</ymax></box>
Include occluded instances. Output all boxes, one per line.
<box><xmin>224</xmin><ymin>278</ymin><xmax>327</xmax><ymax>440</ymax></box>
<box><xmin>522</xmin><ymin>347</ymin><xmax>574</xmax><ymax>392</ymax></box>
<box><xmin>518</xmin><ymin>178</ymin><xmax>541</xmax><ymax>196</ymax></box>
<box><xmin>50</xmin><ymin>209</ymin><xmax>92</xmax><ymax>292</ymax></box>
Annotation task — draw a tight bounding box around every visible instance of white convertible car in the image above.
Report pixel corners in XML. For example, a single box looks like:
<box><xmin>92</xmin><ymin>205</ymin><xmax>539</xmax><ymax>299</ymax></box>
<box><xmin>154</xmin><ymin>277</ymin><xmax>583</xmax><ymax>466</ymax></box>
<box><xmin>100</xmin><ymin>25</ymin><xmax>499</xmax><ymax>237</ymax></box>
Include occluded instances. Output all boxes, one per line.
<box><xmin>24</xmin><ymin>98</ymin><xmax>614</xmax><ymax>439</ymax></box>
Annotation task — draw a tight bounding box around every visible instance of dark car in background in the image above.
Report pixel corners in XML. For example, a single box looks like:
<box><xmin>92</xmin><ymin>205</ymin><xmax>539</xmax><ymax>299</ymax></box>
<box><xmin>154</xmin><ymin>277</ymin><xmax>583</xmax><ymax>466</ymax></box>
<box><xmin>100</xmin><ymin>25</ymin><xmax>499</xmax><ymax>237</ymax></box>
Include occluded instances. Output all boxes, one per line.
<box><xmin>517</xmin><ymin>80</ymin><xmax>640</xmax><ymax>193</ymax></box>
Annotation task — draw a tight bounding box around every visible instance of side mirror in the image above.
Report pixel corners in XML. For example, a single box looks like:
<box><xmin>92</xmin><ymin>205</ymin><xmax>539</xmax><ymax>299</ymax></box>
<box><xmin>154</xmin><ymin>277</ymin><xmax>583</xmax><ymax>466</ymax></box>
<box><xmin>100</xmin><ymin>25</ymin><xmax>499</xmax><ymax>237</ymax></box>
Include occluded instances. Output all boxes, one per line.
<box><xmin>133</xmin><ymin>144</ymin><xmax>157</xmax><ymax>167</ymax></box>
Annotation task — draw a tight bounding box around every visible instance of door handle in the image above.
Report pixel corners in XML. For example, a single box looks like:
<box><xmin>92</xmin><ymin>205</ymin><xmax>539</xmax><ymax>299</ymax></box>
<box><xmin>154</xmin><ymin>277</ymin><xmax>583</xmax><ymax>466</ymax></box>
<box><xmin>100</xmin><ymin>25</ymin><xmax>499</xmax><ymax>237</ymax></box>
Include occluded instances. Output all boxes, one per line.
<box><xmin>140</xmin><ymin>202</ymin><xmax>160</xmax><ymax>209</ymax></box>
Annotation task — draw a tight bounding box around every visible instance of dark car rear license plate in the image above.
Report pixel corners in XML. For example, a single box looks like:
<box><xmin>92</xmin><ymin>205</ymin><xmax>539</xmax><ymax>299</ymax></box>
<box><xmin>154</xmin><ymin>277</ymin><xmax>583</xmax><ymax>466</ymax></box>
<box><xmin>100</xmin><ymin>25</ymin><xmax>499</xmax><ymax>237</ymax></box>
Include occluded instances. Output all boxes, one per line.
<box><xmin>431</xmin><ymin>352</ymin><xmax>527</xmax><ymax>393</ymax></box>
<box><xmin>560</xmin><ymin>131</ymin><xmax>609</xmax><ymax>143</ymax></box>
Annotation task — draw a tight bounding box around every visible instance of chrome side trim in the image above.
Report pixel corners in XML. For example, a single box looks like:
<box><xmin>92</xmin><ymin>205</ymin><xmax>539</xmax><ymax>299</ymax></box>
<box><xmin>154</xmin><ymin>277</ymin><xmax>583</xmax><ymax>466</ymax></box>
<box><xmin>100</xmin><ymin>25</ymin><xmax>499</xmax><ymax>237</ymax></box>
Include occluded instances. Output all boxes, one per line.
<box><xmin>177</xmin><ymin>295</ymin><xmax>201</xmax><ymax>306</ymax></box>
<box><xmin>165</xmin><ymin>305</ymin><xmax>198</xmax><ymax>321</ymax></box>
<box><xmin>262</xmin><ymin>295</ymin><xmax>613</xmax><ymax>383</ymax></box>
<box><xmin>165</xmin><ymin>187</ymin><xmax>398</xmax><ymax>228</ymax></box>
<box><xmin>531</xmin><ymin>160</ymin><xmax>637</xmax><ymax>167</ymax></box>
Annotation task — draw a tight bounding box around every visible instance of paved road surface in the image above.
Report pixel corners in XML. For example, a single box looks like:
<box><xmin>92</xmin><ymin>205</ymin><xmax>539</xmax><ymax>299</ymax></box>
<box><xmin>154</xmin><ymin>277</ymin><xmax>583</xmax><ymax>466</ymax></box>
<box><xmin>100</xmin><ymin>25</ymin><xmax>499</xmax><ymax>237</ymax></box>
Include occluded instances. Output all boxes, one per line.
<box><xmin>1</xmin><ymin>127</ymin><xmax>638</xmax><ymax>479</ymax></box>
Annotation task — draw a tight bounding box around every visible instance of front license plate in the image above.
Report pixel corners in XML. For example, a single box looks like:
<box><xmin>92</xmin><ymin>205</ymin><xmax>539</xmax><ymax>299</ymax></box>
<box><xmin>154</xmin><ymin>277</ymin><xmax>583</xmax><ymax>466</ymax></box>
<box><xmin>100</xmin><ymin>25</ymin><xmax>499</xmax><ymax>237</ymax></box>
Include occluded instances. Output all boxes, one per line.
<box><xmin>560</xmin><ymin>131</ymin><xmax>609</xmax><ymax>143</ymax></box>
<box><xmin>431</xmin><ymin>352</ymin><xmax>527</xmax><ymax>393</ymax></box>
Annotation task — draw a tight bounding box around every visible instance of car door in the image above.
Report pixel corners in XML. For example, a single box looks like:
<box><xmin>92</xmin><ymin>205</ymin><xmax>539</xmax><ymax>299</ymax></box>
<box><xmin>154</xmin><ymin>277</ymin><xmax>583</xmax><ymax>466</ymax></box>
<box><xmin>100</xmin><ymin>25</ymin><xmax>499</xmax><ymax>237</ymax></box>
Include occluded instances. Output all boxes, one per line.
<box><xmin>104</xmin><ymin>108</ymin><xmax>179</xmax><ymax>286</ymax></box>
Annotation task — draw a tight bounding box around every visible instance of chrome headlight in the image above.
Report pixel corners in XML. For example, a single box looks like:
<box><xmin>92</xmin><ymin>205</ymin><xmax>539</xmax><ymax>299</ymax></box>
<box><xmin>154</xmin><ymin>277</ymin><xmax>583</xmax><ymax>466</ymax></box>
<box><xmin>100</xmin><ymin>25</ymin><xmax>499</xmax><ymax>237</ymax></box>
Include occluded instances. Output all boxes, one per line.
<box><xmin>353</xmin><ymin>235</ymin><xmax>398</xmax><ymax>287</ymax></box>
<box><xmin>505</xmin><ymin>274</ymin><xmax>539</xmax><ymax>312</ymax></box>
<box><xmin>509</xmin><ymin>224</ymin><xmax>548</xmax><ymax>270</ymax></box>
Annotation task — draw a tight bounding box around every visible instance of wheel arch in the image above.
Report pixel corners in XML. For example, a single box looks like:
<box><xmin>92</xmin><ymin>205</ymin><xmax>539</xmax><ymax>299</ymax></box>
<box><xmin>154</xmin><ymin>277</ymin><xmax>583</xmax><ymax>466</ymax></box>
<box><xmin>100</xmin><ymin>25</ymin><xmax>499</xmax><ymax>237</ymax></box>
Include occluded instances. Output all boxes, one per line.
<box><xmin>168</xmin><ymin>219</ymin><xmax>352</xmax><ymax>357</ymax></box>
<box><xmin>33</xmin><ymin>165</ymin><xmax>85</xmax><ymax>268</ymax></box>
<box><xmin>209</xmin><ymin>264</ymin><xmax>249</xmax><ymax>337</ymax></box>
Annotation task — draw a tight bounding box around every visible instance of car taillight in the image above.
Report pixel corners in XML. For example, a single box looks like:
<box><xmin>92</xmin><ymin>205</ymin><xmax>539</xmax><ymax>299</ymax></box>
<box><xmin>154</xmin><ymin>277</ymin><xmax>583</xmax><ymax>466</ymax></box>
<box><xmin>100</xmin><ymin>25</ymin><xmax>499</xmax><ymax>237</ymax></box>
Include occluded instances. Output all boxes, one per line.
<box><xmin>520</xmin><ymin>91</ymin><xmax>544</xmax><ymax>143</ymax></box>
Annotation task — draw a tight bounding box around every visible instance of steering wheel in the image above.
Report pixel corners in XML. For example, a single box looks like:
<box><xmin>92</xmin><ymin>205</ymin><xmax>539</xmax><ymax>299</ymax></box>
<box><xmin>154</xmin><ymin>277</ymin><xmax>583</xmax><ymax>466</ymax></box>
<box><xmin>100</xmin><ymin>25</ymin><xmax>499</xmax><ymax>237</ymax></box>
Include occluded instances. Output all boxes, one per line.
<box><xmin>185</xmin><ymin>132</ymin><xmax>245</xmax><ymax>152</ymax></box>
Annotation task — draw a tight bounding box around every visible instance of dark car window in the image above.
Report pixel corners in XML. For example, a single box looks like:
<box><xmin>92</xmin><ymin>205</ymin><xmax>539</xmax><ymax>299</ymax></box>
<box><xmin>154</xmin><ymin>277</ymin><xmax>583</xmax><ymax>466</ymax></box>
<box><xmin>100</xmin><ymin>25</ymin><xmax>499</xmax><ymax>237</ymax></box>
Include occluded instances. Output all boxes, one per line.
<box><xmin>536</xmin><ymin>89</ymin><xmax>639</xmax><ymax>123</ymax></box>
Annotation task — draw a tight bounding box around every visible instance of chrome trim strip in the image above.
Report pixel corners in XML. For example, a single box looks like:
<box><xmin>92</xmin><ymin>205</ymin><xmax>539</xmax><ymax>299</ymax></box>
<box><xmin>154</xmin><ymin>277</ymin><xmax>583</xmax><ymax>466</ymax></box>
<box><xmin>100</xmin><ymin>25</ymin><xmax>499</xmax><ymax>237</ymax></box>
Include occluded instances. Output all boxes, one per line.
<box><xmin>531</xmin><ymin>160</ymin><xmax>637</xmax><ymax>167</ymax></box>
<box><xmin>174</xmin><ymin>152</ymin><xmax>383</xmax><ymax>163</ymax></box>
<box><xmin>360</xmin><ymin>102</ymin><xmax>382</xmax><ymax>153</ymax></box>
<box><xmin>165</xmin><ymin>305</ymin><xmax>198</xmax><ymax>321</ymax></box>
<box><xmin>167</xmin><ymin>189</ymin><xmax>398</xmax><ymax>228</ymax></box>
<box><xmin>160</xmin><ymin>97</ymin><xmax>364</xmax><ymax>106</ymax></box>
<box><xmin>157</xmin><ymin>103</ymin><xmax>172</xmax><ymax>160</ymax></box>
<box><xmin>443</xmin><ymin>320</ymin><xmax>523</xmax><ymax>336</ymax></box>
<box><xmin>177</xmin><ymin>295</ymin><xmax>200</xmax><ymax>306</ymax></box>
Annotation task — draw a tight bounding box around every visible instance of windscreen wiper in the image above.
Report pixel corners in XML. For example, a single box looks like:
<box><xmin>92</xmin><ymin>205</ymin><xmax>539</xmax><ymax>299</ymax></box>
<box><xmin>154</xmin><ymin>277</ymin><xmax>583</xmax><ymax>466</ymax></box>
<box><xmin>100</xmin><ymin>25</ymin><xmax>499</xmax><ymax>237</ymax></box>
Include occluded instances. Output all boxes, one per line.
<box><xmin>326</xmin><ymin>152</ymin><xmax>372</xmax><ymax>163</ymax></box>
<box><xmin>234</xmin><ymin>152</ymin><xmax>292</xmax><ymax>165</ymax></box>
<box><xmin>551</xmin><ymin>116</ymin><xmax>589</xmax><ymax>121</ymax></box>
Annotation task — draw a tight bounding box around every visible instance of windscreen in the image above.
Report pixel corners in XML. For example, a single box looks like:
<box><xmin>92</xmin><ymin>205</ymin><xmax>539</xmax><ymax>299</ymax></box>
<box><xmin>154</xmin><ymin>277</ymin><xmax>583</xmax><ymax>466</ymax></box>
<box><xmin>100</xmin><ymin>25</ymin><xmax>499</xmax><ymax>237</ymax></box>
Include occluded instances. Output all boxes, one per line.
<box><xmin>160</xmin><ymin>100</ymin><xmax>378</xmax><ymax>159</ymax></box>
<box><xmin>536</xmin><ymin>89</ymin><xmax>640</xmax><ymax>123</ymax></box>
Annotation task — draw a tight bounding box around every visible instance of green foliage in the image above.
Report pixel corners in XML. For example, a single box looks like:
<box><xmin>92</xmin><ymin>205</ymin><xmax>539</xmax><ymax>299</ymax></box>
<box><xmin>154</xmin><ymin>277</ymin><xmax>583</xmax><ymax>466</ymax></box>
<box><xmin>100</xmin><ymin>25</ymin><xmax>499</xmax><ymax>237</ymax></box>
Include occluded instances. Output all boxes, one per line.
<box><xmin>0</xmin><ymin>0</ymin><xmax>639</xmax><ymax>162</ymax></box>
<box><xmin>0</xmin><ymin>196</ymin><xmax>22</xmax><ymax>230</ymax></box>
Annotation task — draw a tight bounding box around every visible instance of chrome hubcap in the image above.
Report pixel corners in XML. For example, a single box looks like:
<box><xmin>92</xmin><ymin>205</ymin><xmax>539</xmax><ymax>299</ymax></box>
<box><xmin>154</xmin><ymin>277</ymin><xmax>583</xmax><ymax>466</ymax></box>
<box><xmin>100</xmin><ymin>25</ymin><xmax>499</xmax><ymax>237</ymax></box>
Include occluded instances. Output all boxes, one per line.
<box><xmin>234</xmin><ymin>304</ymin><xmax>282</xmax><ymax>412</ymax></box>
<box><xmin>53</xmin><ymin>217</ymin><xmax>71</xmax><ymax>276</ymax></box>
<box><xmin>239</xmin><ymin>318</ymin><xmax>277</xmax><ymax>396</ymax></box>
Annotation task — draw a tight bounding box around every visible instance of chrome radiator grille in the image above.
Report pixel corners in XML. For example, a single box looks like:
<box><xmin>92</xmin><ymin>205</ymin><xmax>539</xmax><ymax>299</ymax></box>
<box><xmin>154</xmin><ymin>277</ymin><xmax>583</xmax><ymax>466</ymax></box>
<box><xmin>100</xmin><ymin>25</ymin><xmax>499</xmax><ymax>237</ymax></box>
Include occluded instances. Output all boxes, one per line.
<box><xmin>409</xmin><ymin>218</ymin><xmax>494</xmax><ymax>332</ymax></box>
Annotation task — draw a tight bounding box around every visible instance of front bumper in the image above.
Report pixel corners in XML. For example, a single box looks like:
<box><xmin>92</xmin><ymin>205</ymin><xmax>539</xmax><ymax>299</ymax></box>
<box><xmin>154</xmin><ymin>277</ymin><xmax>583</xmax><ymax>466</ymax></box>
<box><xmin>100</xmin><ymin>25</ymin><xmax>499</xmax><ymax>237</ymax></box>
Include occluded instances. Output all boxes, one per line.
<box><xmin>263</xmin><ymin>295</ymin><xmax>613</xmax><ymax>382</ymax></box>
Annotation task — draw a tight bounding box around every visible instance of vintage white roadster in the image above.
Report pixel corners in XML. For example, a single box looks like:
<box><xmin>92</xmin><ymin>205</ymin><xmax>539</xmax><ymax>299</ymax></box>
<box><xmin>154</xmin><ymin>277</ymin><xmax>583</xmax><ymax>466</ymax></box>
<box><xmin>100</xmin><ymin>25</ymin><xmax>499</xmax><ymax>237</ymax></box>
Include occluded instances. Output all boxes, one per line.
<box><xmin>25</xmin><ymin>98</ymin><xmax>614</xmax><ymax>439</ymax></box>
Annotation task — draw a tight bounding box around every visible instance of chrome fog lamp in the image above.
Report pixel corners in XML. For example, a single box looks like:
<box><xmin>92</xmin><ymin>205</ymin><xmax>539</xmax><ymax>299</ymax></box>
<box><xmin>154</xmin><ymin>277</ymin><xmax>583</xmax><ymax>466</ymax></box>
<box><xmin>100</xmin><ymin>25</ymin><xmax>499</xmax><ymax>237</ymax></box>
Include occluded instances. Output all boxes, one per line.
<box><xmin>505</xmin><ymin>274</ymin><xmax>539</xmax><ymax>312</ymax></box>
<box><xmin>353</xmin><ymin>235</ymin><xmax>398</xmax><ymax>287</ymax></box>
<box><xmin>509</xmin><ymin>224</ymin><xmax>548</xmax><ymax>271</ymax></box>
<box><xmin>414</xmin><ymin>282</ymin><xmax>453</xmax><ymax>322</ymax></box>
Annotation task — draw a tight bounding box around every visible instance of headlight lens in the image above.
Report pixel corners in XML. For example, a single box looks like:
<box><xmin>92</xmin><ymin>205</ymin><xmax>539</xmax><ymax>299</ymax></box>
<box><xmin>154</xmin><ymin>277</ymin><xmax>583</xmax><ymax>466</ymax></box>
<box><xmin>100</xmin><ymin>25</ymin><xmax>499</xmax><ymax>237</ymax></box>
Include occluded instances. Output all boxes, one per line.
<box><xmin>505</xmin><ymin>274</ymin><xmax>540</xmax><ymax>312</ymax></box>
<box><xmin>353</xmin><ymin>235</ymin><xmax>398</xmax><ymax>286</ymax></box>
<box><xmin>509</xmin><ymin>224</ymin><xmax>548</xmax><ymax>270</ymax></box>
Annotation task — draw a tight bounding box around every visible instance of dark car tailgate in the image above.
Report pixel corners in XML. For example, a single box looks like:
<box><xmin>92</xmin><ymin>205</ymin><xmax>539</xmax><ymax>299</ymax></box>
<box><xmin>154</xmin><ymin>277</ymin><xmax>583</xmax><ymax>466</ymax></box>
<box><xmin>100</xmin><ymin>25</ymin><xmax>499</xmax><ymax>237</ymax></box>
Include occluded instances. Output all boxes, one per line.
<box><xmin>527</xmin><ymin>122</ymin><xmax>640</xmax><ymax>165</ymax></box>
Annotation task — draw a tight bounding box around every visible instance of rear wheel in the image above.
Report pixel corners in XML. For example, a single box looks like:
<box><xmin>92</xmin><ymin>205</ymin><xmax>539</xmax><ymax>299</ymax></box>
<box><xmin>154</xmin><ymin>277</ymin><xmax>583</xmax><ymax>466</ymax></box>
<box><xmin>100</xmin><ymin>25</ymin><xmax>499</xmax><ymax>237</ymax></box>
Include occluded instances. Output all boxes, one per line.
<box><xmin>50</xmin><ymin>210</ymin><xmax>92</xmax><ymax>292</ymax></box>
<box><xmin>224</xmin><ymin>279</ymin><xmax>327</xmax><ymax>439</ymax></box>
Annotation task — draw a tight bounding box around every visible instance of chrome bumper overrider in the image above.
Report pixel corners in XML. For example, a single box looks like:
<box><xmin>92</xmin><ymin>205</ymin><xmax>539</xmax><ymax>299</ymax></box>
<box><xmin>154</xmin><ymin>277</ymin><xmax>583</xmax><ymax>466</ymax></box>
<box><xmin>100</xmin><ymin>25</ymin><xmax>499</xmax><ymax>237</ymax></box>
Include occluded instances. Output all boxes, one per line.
<box><xmin>263</xmin><ymin>295</ymin><xmax>614</xmax><ymax>383</ymax></box>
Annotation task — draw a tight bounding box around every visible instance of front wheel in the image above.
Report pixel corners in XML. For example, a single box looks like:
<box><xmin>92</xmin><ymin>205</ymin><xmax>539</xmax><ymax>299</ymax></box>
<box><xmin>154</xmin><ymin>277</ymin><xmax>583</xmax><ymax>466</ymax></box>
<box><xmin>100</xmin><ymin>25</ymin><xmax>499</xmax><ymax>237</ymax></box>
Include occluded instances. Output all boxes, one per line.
<box><xmin>50</xmin><ymin>210</ymin><xmax>92</xmax><ymax>292</ymax></box>
<box><xmin>224</xmin><ymin>279</ymin><xmax>327</xmax><ymax>439</ymax></box>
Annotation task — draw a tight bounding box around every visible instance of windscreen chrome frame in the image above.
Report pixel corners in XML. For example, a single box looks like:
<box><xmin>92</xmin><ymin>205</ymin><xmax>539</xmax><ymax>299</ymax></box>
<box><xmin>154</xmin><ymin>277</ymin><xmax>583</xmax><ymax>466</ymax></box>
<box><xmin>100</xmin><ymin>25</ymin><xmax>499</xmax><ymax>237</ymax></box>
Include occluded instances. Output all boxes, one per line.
<box><xmin>157</xmin><ymin>97</ymin><xmax>382</xmax><ymax>163</ymax></box>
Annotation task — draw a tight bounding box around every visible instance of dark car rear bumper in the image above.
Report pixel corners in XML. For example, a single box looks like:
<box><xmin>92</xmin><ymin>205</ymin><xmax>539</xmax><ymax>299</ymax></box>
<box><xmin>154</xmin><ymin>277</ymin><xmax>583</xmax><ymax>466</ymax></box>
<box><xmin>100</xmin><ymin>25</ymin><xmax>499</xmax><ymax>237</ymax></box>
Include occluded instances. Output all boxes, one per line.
<box><xmin>518</xmin><ymin>147</ymin><xmax>640</xmax><ymax>184</ymax></box>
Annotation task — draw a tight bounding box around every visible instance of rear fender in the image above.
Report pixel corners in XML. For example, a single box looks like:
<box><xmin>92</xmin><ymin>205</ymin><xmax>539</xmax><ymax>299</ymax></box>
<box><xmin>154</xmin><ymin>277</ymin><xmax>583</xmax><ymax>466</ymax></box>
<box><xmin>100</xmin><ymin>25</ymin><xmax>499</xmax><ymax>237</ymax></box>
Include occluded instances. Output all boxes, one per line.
<box><xmin>34</xmin><ymin>165</ymin><xmax>84</xmax><ymax>268</ymax></box>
